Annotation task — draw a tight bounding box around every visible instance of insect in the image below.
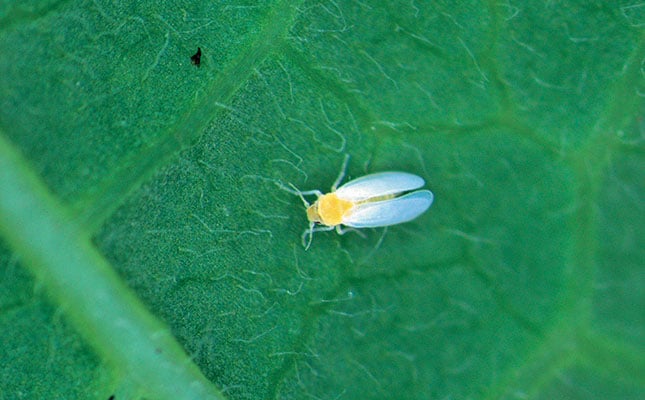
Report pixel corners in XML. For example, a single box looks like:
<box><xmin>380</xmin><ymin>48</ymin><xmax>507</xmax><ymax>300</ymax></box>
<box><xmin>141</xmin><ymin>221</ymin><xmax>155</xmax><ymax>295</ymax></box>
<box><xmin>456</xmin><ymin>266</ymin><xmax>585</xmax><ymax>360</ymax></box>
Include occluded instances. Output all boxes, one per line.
<box><xmin>190</xmin><ymin>47</ymin><xmax>202</xmax><ymax>67</ymax></box>
<box><xmin>286</xmin><ymin>155</ymin><xmax>434</xmax><ymax>249</ymax></box>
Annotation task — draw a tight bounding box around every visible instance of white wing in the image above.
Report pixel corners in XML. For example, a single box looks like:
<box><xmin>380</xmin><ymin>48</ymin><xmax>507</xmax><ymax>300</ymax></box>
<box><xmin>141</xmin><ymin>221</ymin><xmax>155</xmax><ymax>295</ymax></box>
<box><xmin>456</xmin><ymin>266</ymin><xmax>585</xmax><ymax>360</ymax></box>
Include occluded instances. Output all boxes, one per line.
<box><xmin>335</xmin><ymin>172</ymin><xmax>425</xmax><ymax>201</ymax></box>
<box><xmin>342</xmin><ymin>190</ymin><xmax>433</xmax><ymax>228</ymax></box>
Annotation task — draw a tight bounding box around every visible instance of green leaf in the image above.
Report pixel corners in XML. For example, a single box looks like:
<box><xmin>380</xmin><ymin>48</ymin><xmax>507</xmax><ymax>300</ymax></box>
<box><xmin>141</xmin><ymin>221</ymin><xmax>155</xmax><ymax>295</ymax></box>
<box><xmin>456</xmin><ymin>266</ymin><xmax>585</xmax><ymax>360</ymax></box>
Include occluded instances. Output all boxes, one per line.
<box><xmin>1</xmin><ymin>1</ymin><xmax>643</xmax><ymax>399</ymax></box>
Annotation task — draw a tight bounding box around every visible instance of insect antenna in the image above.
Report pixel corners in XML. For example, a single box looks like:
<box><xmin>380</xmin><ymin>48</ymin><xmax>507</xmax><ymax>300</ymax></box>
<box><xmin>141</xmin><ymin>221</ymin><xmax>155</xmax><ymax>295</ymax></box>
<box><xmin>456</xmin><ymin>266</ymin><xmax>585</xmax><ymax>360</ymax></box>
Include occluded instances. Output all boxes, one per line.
<box><xmin>288</xmin><ymin>183</ymin><xmax>312</xmax><ymax>207</ymax></box>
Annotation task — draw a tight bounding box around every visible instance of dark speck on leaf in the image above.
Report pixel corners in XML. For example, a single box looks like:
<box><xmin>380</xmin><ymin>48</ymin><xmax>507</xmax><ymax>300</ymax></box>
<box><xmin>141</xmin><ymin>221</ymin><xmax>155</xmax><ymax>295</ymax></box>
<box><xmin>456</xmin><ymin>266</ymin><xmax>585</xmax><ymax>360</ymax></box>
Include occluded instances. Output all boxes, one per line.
<box><xmin>108</xmin><ymin>396</ymin><xmax>115</xmax><ymax>400</ymax></box>
<box><xmin>190</xmin><ymin>47</ymin><xmax>202</xmax><ymax>67</ymax></box>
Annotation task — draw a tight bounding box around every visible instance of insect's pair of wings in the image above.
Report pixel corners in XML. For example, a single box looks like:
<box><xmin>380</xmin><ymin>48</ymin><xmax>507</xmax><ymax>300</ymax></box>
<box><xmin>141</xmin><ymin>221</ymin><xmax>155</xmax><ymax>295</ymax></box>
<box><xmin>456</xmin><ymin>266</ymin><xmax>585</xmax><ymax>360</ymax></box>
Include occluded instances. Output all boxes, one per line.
<box><xmin>335</xmin><ymin>171</ymin><xmax>433</xmax><ymax>228</ymax></box>
<box><xmin>343</xmin><ymin>190</ymin><xmax>434</xmax><ymax>228</ymax></box>
<box><xmin>335</xmin><ymin>171</ymin><xmax>426</xmax><ymax>201</ymax></box>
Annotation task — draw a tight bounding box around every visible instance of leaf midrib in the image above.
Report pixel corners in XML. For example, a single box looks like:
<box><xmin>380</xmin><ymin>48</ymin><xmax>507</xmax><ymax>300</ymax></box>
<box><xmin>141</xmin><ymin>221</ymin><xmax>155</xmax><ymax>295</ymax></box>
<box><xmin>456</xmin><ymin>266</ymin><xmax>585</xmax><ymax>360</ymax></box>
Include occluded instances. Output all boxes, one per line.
<box><xmin>0</xmin><ymin>132</ymin><xmax>226</xmax><ymax>400</ymax></box>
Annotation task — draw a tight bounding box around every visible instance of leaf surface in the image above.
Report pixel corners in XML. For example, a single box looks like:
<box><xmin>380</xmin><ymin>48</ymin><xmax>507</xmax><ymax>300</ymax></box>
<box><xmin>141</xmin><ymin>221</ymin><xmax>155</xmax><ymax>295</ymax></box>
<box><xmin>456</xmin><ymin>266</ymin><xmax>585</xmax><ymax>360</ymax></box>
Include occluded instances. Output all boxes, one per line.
<box><xmin>0</xmin><ymin>1</ymin><xmax>643</xmax><ymax>399</ymax></box>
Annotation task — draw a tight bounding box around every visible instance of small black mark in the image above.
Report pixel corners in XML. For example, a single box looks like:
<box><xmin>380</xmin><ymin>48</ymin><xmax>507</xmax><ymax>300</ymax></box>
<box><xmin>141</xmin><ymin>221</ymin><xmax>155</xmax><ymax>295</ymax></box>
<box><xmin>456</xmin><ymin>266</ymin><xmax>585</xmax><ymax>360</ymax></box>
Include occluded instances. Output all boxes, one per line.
<box><xmin>108</xmin><ymin>396</ymin><xmax>115</xmax><ymax>400</ymax></box>
<box><xmin>190</xmin><ymin>47</ymin><xmax>202</xmax><ymax>67</ymax></box>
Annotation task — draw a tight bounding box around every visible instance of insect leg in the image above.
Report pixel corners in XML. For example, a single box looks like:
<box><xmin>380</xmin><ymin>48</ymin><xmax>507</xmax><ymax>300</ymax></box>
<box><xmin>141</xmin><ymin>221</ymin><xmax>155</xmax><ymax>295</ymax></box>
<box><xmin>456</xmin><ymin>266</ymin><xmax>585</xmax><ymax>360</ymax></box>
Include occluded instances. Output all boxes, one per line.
<box><xmin>331</xmin><ymin>153</ymin><xmax>351</xmax><ymax>191</ymax></box>
<box><xmin>302</xmin><ymin>224</ymin><xmax>335</xmax><ymax>250</ymax></box>
<box><xmin>335</xmin><ymin>225</ymin><xmax>367</xmax><ymax>238</ymax></box>
<box><xmin>276</xmin><ymin>182</ymin><xmax>322</xmax><ymax>206</ymax></box>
